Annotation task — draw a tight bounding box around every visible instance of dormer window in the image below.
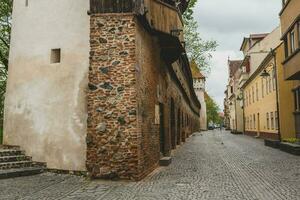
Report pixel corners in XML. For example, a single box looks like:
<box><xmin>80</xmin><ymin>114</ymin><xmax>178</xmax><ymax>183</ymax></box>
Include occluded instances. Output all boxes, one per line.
<box><xmin>242</xmin><ymin>66</ymin><xmax>246</xmax><ymax>73</ymax></box>
<box><xmin>282</xmin><ymin>0</ymin><xmax>289</xmax><ymax>7</ymax></box>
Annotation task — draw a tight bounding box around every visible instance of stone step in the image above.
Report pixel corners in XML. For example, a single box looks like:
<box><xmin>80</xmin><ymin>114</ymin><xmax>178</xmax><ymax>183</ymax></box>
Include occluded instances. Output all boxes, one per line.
<box><xmin>0</xmin><ymin>145</ymin><xmax>20</xmax><ymax>150</ymax></box>
<box><xmin>0</xmin><ymin>167</ymin><xmax>45</xmax><ymax>179</ymax></box>
<box><xmin>0</xmin><ymin>155</ymin><xmax>31</xmax><ymax>163</ymax></box>
<box><xmin>159</xmin><ymin>157</ymin><xmax>172</xmax><ymax>166</ymax></box>
<box><xmin>32</xmin><ymin>161</ymin><xmax>47</xmax><ymax>168</ymax></box>
<box><xmin>0</xmin><ymin>149</ymin><xmax>25</xmax><ymax>157</ymax></box>
<box><xmin>0</xmin><ymin>161</ymin><xmax>34</xmax><ymax>170</ymax></box>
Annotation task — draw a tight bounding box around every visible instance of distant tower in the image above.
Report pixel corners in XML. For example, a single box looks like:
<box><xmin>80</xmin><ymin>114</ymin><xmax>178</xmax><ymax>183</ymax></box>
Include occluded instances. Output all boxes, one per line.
<box><xmin>191</xmin><ymin>61</ymin><xmax>207</xmax><ymax>130</ymax></box>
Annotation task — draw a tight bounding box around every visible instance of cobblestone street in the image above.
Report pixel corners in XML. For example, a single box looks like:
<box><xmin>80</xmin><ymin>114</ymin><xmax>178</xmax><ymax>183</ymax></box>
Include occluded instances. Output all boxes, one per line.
<box><xmin>1</xmin><ymin>131</ymin><xmax>299</xmax><ymax>200</ymax></box>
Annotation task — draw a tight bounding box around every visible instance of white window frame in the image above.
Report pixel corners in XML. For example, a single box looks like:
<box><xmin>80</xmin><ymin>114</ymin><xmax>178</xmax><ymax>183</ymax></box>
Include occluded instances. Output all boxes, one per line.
<box><xmin>290</xmin><ymin>31</ymin><xmax>296</xmax><ymax>53</ymax></box>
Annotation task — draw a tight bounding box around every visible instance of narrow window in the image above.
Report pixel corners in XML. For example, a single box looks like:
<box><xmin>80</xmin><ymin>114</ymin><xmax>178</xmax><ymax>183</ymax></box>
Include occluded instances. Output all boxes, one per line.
<box><xmin>275</xmin><ymin>111</ymin><xmax>278</xmax><ymax>130</ymax></box>
<box><xmin>298</xmin><ymin>88</ymin><xmax>300</xmax><ymax>111</ymax></box>
<box><xmin>266</xmin><ymin>77</ymin><xmax>269</xmax><ymax>95</ymax></box>
<box><xmin>267</xmin><ymin>113</ymin><xmax>270</xmax><ymax>130</ymax></box>
<box><xmin>253</xmin><ymin>114</ymin><xmax>256</xmax><ymax>129</ymax></box>
<box><xmin>271</xmin><ymin>112</ymin><xmax>274</xmax><ymax>130</ymax></box>
<box><xmin>294</xmin><ymin>90</ymin><xmax>298</xmax><ymax>111</ymax></box>
<box><xmin>262</xmin><ymin>79</ymin><xmax>264</xmax><ymax>98</ymax></box>
<box><xmin>269</xmin><ymin>76</ymin><xmax>272</xmax><ymax>93</ymax></box>
<box><xmin>298</xmin><ymin>22</ymin><xmax>300</xmax><ymax>48</ymax></box>
<box><xmin>248</xmin><ymin>117</ymin><xmax>249</xmax><ymax>129</ymax></box>
<box><xmin>249</xmin><ymin>90</ymin><xmax>251</xmax><ymax>105</ymax></box>
<box><xmin>25</xmin><ymin>0</ymin><xmax>29</xmax><ymax>7</ymax></box>
<box><xmin>290</xmin><ymin>31</ymin><xmax>295</xmax><ymax>53</ymax></box>
<box><xmin>256</xmin><ymin>83</ymin><xmax>259</xmax><ymax>101</ymax></box>
<box><xmin>295</xmin><ymin>88</ymin><xmax>300</xmax><ymax>112</ymax></box>
<box><xmin>284</xmin><ymin>37</ymin><xmax>289</xmax><ymax>58</ymax></box>
<box><xmin>252</xmin><ymin>86</ymin><xmax>255</xmax><ymax>103</ymax></box>
<box><xmin>50</xmin><ymin>49</ymin><xmax>61</xmax><ymax>64</ymax></box>
<box><xmin>272</xmin><ymin>70</ymin><xmax>276</xmax><ymax>91</ymax></box>
<box><xmin>247</xmin><ymin>117</ymin><xmax>249</xmax><ymax>129</ymax></box>
<box><xmin>246</xmin><ymin>92</ymin><xmax>248</xmax><ymax>107</ymax></box>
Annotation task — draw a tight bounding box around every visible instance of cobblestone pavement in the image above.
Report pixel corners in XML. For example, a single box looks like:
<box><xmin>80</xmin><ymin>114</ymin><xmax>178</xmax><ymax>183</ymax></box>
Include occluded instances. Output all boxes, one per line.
<box><xmin>1</xmin><ymin>131</ymin><xmax>300</xmax><ymax>200</ymax></box>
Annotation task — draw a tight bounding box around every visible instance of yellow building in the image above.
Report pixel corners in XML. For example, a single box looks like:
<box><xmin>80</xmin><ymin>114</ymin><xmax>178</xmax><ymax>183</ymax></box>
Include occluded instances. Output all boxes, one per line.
<box><xmin>279</xmin><ymin>0</ymin><xmax>300</xmax><ymax>138</ymax></box>
<box><xmin>242</xmin><ymin>52</ymin><xmax>279</xmax><ymax>140</ymax></box>
<box><xmin>276</xmin><ymin>43</ymin><xmax>298</xmax><ymax>139</ymax></box>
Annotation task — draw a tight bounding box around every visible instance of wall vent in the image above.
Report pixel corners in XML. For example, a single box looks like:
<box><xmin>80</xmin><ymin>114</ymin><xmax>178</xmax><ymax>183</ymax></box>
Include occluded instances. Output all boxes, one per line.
<box><xmin>50</xmin><ymin>49</ymin><xmax>61</xmax><ymax>64</ymax></box>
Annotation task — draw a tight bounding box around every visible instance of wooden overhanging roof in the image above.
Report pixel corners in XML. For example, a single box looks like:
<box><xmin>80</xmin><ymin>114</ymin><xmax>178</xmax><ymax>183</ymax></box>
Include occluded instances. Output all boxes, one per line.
<box><xmin>90</xmin><ymin>0</ymin><xmax>189</xmax><ymax>14</ymax></box>
<box><xmin>89</xmin><ymin>0</ymin><xmax>201</xmax><ymax>113</ymax></box>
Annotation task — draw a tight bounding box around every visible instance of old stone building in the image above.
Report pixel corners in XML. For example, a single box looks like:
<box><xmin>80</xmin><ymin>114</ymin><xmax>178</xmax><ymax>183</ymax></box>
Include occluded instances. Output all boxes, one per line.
<box><xmin>191</xmin><ymin>61</ymin><xmax>207</xmax><ymax>131</ymax></box>
<box><xmin>3</xmin><ymin>0</ymin><xmax>200</xmax><ymax>180</ymax></box>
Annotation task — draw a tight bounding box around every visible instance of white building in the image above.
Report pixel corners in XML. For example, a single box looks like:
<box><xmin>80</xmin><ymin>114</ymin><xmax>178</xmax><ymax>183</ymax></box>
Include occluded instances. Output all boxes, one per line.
<box><xmin>4</xmin><ymin>0</ymin><xmax>90</xmax><ymax>171</ymax></box>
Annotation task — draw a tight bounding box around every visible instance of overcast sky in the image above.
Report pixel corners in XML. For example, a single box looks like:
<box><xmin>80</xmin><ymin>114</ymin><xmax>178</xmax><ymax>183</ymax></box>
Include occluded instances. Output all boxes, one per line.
<box><xmin>193</xmin><ymin>0</ymin><xmax>281</xmax><ymax>109</ymax></box>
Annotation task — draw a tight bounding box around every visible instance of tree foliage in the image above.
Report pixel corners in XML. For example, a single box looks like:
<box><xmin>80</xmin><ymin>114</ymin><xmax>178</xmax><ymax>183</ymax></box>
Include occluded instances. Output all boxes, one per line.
<box><xmin>0</xmin><ymin>0</ymin><xmax>12</xmax><ymax>132</ymax></box>
<box><xmin>183</xmin><ymin>0</ymin><xmax>217</xmax><ymax>74</ymax></box>
<box><xmin>205</xmin><ymin>93</ymin><xmax>222</xmax><ymax>126</ymax></box>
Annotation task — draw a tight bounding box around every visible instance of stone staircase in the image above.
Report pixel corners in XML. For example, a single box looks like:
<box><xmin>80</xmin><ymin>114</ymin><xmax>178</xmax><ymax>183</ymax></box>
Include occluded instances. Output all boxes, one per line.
<box><xmin>0</xmin><ymin>145</ymin><xmax>46</xmax><ymax>179</ymax></box>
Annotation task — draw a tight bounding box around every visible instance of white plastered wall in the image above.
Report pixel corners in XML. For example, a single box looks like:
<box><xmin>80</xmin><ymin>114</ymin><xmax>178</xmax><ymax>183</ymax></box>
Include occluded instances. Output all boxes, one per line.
<box><xmin>4</xmin><ymin>0</ymin><xmax>90</xmax><ymax>171</ymax></box>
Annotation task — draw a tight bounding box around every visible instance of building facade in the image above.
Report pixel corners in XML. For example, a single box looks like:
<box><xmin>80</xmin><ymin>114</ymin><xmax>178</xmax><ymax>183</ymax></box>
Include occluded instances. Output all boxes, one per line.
<box><xmin>225</xmin><ymin>60</ymin><xmax>243</xmax><ymax>133</ymax></box>
<box><xmin>224</xmin><ymin>27</ymin><xmax>281</xmax><ymax>137</ymax></box>
<box><xmin>4</xmin><ymin>0</ymin><xmax>200</xmax><ymax>180</ymax></box>
<box><xmin>223</xmin><ymin>89</ymin><xmax>230</xmax><ymax>129</ymax></box>
<box><xmin>280</xmin><ymin>0</ymin><xmax>300</xmax><ymax>138</ymax></box>
<box><xmin>240</xmin><ymin>28</ymin><xmax>281</xmax><ymax>76</ymax></box>
<box><xmin>276</xmin><ymin>43</ymin><xmax>299</xmax><ymax>140</ymax></box>
<box><xmin>242</xmin><ymin>53</ymin><xmax>279</xmax><ymax>140</ymax></box>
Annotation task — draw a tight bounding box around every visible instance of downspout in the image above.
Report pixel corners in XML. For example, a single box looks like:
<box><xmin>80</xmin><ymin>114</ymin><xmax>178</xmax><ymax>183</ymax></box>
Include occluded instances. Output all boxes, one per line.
<box><xmin>234</xmin><ymin>96</ymin><xmax>238</xmax><ymax>133</ymax></box>
<box><xmin>271</xmin><ymin>48</ymin><xmax>282</xmax><ymax>142</ymax></box>
<box><xmin>242</xmin><ymin>90</ymin><xmax>246</xmax><ymax>135</ymax></box>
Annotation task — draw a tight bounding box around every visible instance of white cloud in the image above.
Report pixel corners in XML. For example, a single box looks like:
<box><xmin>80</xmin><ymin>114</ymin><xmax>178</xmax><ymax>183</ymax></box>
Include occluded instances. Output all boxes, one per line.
<box><xmin>195</xmin><ymin>0</ymin><xmax>282</xmax><ymax>108</ymax></box>
<box><xmin>206</xmin><ymin>51</ymin><xmax>241</xmax><ymax>110</ymax></box>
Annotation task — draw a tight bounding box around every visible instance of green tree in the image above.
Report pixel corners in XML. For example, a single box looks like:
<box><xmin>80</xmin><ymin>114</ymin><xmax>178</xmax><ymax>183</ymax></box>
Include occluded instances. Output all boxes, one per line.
<box><xmin>0</xmin><ymin>0</ymin><xmax>12</xmax><ymax>142</ymax></box>
<box><xmin>205</xmin><ymin>93</ymin><xmax>222</xmax><ymax>126</ymax></box>
<box><xmin>183</xmin><ymin>0</ymin><xmax>217</xmax><ymax>74</ymax></box>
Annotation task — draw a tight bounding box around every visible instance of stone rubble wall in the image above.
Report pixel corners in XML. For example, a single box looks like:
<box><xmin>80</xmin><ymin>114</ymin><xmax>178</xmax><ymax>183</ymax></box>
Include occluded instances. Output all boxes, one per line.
<box><xmin>88</xmin><ymin>13</ymin><xmax>200</xmax><ymax>180</ymax></box>
<box><xmin>87</xmin><ymin>14</ymin><xmax>139</xmax><ymax>180</ymax></box>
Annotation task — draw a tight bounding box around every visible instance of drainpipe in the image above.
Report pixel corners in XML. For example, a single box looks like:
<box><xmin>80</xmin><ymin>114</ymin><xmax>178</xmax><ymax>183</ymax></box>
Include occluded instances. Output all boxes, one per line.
<box><xmin>271</xmin><ymin>48</ymin><xmax>282</xmax><ymax>142</ymax></box>
<box><xmin>234</xmin><ymin>96</ymin><xmax>238</xmax><ymax>133</ymax></box>
<box><xmin>242</xmin><ymin>90</ymin><xmax>246</xmax><ymax>135</ymax></box>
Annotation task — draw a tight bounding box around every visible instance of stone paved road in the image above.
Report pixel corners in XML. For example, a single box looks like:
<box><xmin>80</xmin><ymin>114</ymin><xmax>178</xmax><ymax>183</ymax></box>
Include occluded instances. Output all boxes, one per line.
<box><xmin>1</xmin><ymin>131</ymin><xmax>300</xmax><ymax>200</ymax></box>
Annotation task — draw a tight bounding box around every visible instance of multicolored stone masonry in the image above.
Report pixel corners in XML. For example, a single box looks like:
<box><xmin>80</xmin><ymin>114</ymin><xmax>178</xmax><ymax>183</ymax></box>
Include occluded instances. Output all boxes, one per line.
<box><xmin>87</xmin><ymin>13</ymin><xmax>200</xmax><ymax>180</ymax></box>
<box><xmin>87</xmin><ymin>14</ymin><xmax>139</xmax><ymax>180</ymax></box>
